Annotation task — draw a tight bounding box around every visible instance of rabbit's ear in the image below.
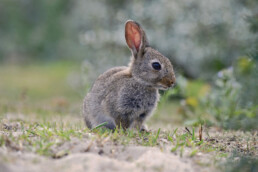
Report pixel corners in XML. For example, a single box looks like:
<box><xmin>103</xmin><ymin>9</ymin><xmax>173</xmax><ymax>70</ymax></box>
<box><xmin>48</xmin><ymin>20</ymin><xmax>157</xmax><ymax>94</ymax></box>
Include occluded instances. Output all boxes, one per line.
<box><xmin>125</xmin><ymin>20</ymin><xmax>149</xmax><ymax>57</ymax></box>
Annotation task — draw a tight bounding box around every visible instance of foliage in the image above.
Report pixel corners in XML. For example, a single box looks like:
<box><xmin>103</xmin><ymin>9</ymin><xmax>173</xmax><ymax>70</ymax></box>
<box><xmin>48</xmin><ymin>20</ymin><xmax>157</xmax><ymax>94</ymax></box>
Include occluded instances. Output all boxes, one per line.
<box><xmin>0</xmin><ymin>0</ymin><xmax>257</xmax><ymax>80</ymax></box>
<box><xmin>203</xmin><ymin>64</ymin><xmax>257</xmax><ymax>130</ymax></box>
<box><xmin>221</xmin><ymin>152</ymin><xmax>258</xmax><ymax>172</ymax></box>
<box><xmin>235</xmin><ymin>56</ymin><xmax>258</xmax><ymax>107</ymax></box>
<box><xmin>0</xmin><ymin>0</ymin><xmax>76</xmax><ymax>62</ymax></box>
<box><xmin>173</xmin><ymin>56</ymin><xmax>257</xmax><ymax>130</ymax></box>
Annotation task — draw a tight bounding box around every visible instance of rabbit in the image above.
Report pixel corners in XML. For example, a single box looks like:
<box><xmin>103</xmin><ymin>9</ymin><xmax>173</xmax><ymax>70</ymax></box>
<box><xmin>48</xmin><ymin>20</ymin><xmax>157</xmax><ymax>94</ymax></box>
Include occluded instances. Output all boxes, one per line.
<box><xmin>83</xmin><ymin>20</ymin><xmax>176</xmax><ymax>130</ymax></box>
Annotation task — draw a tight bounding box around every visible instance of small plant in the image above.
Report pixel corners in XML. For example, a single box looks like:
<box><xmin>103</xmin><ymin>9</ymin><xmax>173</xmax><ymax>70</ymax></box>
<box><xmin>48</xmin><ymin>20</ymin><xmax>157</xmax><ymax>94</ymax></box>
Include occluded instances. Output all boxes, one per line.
<box><xmin>220</xmin><ymin>151</ymin><xmax>258</xmax><ymax>172</ymax></box>
<box><xmin>203</xmin><ymin>64</ymin><xmax>257</xmax><ymax>130</ymax></box>
<box><xmin>177</xmin><ymin>56</ymin><xmax>257</xmax><ymax>130</ymax></box>
<box><xmin>205</xmin><ymin>67</ymin><xmax>241</xmax><ymax>123</ymax></box>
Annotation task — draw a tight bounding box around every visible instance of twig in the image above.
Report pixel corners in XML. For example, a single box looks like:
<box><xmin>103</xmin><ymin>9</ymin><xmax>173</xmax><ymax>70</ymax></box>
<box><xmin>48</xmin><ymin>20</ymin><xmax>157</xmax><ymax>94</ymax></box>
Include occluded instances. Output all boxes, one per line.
<box><xmin>84</xmin><ymin>141</ymin><xmax>93</xmax><ymax>152</ymax></box>
<box><xmin>185</xmin><ymin>127</ymin><xmax>192</xmax><ymax>135</ymax></box>
<box><xmin>199</xmin><ymin>124</ymin><xmax>203</xmax><ymax>141</ymax></box>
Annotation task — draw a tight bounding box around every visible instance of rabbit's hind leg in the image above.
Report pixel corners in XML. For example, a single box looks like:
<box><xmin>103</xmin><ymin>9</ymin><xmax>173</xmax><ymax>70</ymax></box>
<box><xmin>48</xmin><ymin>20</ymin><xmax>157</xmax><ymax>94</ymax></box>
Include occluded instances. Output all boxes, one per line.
<box><xmin>84</xmin><ymin>117</ymin><xmax>92</xmax><ymax>129</ymax></box>
<box><xmin>94</xmin><ymin>114</ymin><xmax>116</xmax><ymax>130</ymax></box>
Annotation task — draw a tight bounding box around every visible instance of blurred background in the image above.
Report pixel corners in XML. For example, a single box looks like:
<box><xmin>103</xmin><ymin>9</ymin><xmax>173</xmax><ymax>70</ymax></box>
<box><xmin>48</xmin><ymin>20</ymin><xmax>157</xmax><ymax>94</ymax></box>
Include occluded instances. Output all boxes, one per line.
<box><xmin>0</xmin><ymin>0</ymin><xmax>257</xmax><ymax>130</ymax></box>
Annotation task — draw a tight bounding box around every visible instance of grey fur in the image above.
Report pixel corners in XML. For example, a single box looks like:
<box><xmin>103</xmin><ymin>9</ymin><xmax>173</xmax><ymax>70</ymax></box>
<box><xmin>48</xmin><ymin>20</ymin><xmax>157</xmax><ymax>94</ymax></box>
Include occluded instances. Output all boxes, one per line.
<box><xmin>83</xmin><ymin>20</ymin><xmax>176</xmax><ymax>130</ymax></box>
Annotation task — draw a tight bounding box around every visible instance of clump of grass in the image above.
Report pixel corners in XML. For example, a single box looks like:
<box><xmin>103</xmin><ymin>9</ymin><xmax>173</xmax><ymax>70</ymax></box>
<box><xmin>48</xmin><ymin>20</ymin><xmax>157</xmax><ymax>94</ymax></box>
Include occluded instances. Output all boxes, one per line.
<box><xmin>0</xmin><ymin>120</ymin><xmax>89</xmax><ymax>156</ymax></box>
<box><xmin>1</xmin><ymin>117</ymin><xmax>210</xmax><ymax>158</ymax></box>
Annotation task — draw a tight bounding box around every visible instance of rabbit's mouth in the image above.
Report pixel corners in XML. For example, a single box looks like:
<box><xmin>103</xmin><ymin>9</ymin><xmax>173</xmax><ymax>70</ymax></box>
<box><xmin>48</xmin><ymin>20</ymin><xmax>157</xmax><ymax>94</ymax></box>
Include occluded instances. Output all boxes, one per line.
<box><xmin>156</xmin><ymin>84</ymin><xmax>169</xmax><ymax>90</ymax></box>
<box><xmin>159</xmin><ymin>77</ymin><xmax>175</xmax><ymax>88</ymax></box>
<box><xmin>156</xmin><ymin>82</ymin><xmax>176</xmax><ymax>90</ymax></box>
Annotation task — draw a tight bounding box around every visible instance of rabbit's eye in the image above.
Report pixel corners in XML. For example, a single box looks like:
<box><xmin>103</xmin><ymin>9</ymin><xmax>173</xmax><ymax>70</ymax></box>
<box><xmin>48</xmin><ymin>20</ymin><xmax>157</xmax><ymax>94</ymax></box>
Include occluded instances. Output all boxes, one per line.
<box><xmin>152</xmin><ymin>62</ymin><xmax>161</xmax><ymax>70</ymax></box>
<box><xmin>139</xmin><ymin>113</ymin><xmax>146</xmax><ymax>119</ymax></box>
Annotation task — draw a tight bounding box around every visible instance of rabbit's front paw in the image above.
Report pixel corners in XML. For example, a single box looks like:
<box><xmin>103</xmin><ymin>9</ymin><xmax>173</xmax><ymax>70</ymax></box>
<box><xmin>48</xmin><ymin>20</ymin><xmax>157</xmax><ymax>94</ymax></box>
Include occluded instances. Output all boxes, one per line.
<box><xmin>140</xmin><ymin>124</ymin><xmax>149</xmax><ymax>132</ymax></box>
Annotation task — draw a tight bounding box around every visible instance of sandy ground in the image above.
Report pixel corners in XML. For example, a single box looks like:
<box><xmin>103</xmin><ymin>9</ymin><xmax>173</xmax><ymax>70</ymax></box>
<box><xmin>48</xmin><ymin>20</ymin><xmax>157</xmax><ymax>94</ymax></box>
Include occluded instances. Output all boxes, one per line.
<box><xmin>0</xmin><ymin>139</ymin><xmax>212</xmax><ymax>172</ymax></box>
<box><xmin>1</xmin><ymin>128</ymin><xmax>257</xmax><ymax>172</ymax></box>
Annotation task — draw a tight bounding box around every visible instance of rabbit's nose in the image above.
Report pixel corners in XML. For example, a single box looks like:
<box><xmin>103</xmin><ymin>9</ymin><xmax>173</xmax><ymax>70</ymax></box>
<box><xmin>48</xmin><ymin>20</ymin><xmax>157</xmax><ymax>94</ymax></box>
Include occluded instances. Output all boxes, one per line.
<box><xmin>169</xmin><ymin>75</ymin><xmax>176</xmax><ymax>87</ymax></box>
<box><xmin>173</xmin><ymin>76</ymin><xmax>176</xmax><ymax>82</ymax></box>
<box><xmin>169</xmin><ymin>80</ymin><xmax>174</xmax><ymax>86</ymax></box>
<box><xmin>168</xmin><ymin>79</ymin><xmax>175</xmax><ymax>87</ymax></box>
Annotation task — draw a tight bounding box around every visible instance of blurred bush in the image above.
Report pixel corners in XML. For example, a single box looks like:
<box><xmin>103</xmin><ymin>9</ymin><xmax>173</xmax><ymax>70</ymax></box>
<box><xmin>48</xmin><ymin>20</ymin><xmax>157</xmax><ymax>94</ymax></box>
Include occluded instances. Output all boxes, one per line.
<box><xmin>0</xmin><ymin>0</ymin><xmax>74</xmax><ymax>62</ymax></box>
<box><xmin>221</xmin><ymin>151</ymin><xmax>258</xmax><ymax>172</ymax></box>
<box><xmin>204</xmin><ymin>62</ymin><xmax>257</xmax><ymax>130</ymax></box>
<box><xmin>235</xmin><ymin>57</ymin><xmax>258</xmax><ymax>107</ymax></box>
<box><xmin>0</xmin><ymin>0</ymin><xmax>257</xmax><ymax>80</ymax></box>
<box><xmin>175</xmin><ymin>56</ymin><xmax>257</xmax><ymax>130</ymax></box>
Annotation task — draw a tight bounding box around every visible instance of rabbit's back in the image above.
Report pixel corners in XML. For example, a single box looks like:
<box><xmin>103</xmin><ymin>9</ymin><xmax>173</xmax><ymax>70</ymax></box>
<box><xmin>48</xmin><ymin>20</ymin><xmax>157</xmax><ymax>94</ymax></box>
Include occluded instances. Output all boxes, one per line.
<box><xmin>83</xmin><ymin>66</ymin><xmax>129</xmax><ymax>128</ymax></box>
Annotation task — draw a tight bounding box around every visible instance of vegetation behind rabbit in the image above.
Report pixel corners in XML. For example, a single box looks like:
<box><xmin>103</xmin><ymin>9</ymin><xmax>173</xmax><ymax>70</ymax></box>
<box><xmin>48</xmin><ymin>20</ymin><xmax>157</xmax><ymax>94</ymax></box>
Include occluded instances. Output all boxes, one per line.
<box><xmin>83</xmin><ymin>20</ymin><xmax>176</xmax><ymax>130</ymax></box>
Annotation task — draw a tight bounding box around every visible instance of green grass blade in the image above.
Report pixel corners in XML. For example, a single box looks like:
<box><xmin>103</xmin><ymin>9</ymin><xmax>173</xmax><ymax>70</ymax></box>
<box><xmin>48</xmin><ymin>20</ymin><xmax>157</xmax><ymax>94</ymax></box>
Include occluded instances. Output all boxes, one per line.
<box><xmin>91</xmin><ymin>122</ymin><xmax>108</xmax><ymax>130</ymax></box>
<box><xmin>192</xmin><ymin>127</ymin><xmax>195</xmax><ymax>141</ymax></box>
<box><xmin>155</xmin><ymin>128</ymin><xmax>161</xmax><ymax>140</ymax></box>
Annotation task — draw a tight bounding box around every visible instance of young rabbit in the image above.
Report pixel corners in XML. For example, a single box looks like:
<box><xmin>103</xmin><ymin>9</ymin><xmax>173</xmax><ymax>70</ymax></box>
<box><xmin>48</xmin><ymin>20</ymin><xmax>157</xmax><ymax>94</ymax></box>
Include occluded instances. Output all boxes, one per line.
<box><xmin>83</xmin><ymin>20</ymin><xmax>176</xmax><ymax>130</ymax></box>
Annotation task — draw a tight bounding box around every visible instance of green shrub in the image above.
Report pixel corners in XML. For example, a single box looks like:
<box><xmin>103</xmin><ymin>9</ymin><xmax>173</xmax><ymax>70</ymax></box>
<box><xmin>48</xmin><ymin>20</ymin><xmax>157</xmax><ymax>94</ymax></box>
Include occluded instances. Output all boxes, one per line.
<box><xmin>176</xmin><ymin>56</ymin><xmax>257</xmax><ymax>130</ymax></box>
<box><xmin>221</xmin><ymin>152</ymin><xmax>258</xmax><ymax>172</ymax></box>
<box><xmin>203</xmin><ymin>65</ymin><xmax>257</xmax><ymax>130</ymax></box>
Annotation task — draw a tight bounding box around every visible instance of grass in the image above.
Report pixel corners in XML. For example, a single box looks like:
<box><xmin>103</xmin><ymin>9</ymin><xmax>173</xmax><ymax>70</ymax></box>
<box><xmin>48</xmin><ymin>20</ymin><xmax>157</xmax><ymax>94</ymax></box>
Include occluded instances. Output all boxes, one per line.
<box><xmin>0</xmin><ymin>118</ymin><xmax>214</xmax><ymax>158</ymax></box>
<box><xmin>0</xmin><ymin>61</ymin><xmax>83</xmax><ymax>117</ymax></box>
<box><xmin>0</xmin><ymin>62</ymin><xmax>80</xmax><ymax>100</ymax></box>
<box><xmin>0</xmin><ymin>120</ymin><xmax>86</xmax><ymax>156</ymax></box>
<box><xmin>4</xmin><ymin>116</ymin><xmax>255</xmax><ymax>165</ymax></box>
